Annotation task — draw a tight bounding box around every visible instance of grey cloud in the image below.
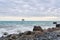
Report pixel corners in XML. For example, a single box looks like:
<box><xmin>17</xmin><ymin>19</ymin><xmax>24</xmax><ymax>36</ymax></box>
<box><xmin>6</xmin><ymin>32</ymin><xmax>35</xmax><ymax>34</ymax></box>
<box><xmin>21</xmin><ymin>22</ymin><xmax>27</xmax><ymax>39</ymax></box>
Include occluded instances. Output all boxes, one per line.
<box><xmin>0</xmin><ymin>0</ymin><xmax>60</xmax><ymax>17</ymax></box>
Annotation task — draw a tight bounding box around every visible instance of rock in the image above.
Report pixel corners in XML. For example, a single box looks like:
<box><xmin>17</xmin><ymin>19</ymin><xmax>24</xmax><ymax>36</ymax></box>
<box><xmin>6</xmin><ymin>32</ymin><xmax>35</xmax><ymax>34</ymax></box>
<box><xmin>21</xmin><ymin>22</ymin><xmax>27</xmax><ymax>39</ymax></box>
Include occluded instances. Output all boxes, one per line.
<box><xmin>7</xmin><ymin>35</ymin><xmax>12</xmax><ymax>37</ymax></box>
<box><xmin>57</xmin><ymin>34</ymin><xmax>60</xmax><ymax>37</ymax></box>
<box><xmin>19</xmin><ymin>33</ymin><xmax>24</xmax><ymax>36</ymax></box>
<box><xmin>25</xmin><ymin>31</ymin><xmax>32</xmax><ymax>35</ymax></box>
<box><xmin>3</xmin><ymin>32</ymin><xmax>8</xmax><ymax>35</ymax></box>
<box><xmin>47</xmin><ymin>28</ymin><xmax>52</xmax><ymax>32</ymax></box>
<box><xmin>33</xmin><ymin>26</ymin><xmax>43</xmax><ymax>32</ymax></box>
<box><xmin>56</xmin><ymin>24</ymin><xmax>60</xmax><ymax>28</ymax></box>
<box><xmin>8</xmin><ymin>38</ymin><xmax>12</xmax><ymax>40</ymax></box>
<box><xmin>24</xmin><ymin>31</ymin><xmax>32</xmax><ymax>35</ymax></box>
<box><xmin>3</xmin><ymin>32</ymin><xmax>8</xmax><ymax>37</ymax></box>
<box><xmin>5</xmin><ymin>34</ymin><xmax>18</xmax><ymax>40</ymax></box>
<box><xmin>53</xmin><ymin>22</ymin><xmax>57</xmax><ymax>24</ymax></box>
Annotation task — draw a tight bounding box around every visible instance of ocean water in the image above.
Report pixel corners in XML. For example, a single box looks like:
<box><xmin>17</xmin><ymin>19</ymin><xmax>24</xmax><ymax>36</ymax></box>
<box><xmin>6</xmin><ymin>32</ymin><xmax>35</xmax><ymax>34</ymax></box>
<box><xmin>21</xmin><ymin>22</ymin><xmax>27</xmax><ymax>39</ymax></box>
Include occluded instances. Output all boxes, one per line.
<box><xmin>0</xmin><ymin>21</ymin><xmax>59</xmax><ymax>37</ymax></box>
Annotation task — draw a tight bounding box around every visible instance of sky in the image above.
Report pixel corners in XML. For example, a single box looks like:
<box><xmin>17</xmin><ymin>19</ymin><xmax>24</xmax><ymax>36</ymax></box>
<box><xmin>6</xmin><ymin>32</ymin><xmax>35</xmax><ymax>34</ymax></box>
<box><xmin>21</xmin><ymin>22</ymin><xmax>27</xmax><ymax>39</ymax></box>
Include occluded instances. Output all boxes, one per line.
<box><xmin>0</xmin><ymin>0</ymin><xmax>60</xmax><ymax>21</ymax></box>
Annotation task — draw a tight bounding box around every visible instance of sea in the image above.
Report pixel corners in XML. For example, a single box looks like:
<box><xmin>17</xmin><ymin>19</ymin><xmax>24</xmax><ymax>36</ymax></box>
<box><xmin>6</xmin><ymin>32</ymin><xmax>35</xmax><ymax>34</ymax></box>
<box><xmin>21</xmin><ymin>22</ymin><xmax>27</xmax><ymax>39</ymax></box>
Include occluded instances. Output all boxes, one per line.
<box><xmin>0</xmin><ymin>21</ymin><xmax>60</xmax><ymax>37</ymax></box>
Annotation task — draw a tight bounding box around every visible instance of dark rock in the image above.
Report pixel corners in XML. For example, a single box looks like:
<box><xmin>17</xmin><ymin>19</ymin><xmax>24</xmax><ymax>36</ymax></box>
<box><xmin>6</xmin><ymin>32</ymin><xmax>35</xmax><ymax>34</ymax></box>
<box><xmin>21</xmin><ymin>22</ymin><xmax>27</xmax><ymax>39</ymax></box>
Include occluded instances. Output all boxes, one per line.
<box><xmin>8</xmin><ymin>38</ymin><xmax>12</xmax><ymax>40</ymax></box>
<box><xmin>53</xmin><ymin>22</ymin><xmax>57</xmax><ymax>24</ymax></box>
<box><xmin>57</xmin><ymin>35</ymin><xmax>60</xmax><ymax>37</ymax></box>
<box><xmin>56</xmin><ymin>24</ymin><xmax>60</xmax><ymax>28</ymax></box>
<box><xmin>26</xmin><ymin>31</ymin><xmax>31</xmax><ymax>35</ymax></box>
<box><xmin>24</xmin><ymin>31</ymin><xmax>32</xmax><ymax>35</ymax></box>
<box><xmin>11</xmin><ymin>35</ymin><xmax>17</xmax><ymax>39</ymax></box>
<box><xmin>19</xmin><ymin>33</ymin><xmax>24</xmax><ymax>36</ymax></box>
<box><xmin>47</xmin><ymin>28</ymin><xmax>52</xmax><ymax>32</ymax></box>
<box><xmin>33</xmin><ymin>26</ymin><xmax>43</xmax><ymax>32</ymax></box>
<box><xmin>7</xmin><ymin>35</ymin><xmax>12</xmax><ymax>37</ymax></box>
<box><xmin>6</xmin><ymin>34</ymin><xmax>18</xmax><ymax>40</ymax></box>
<box><xmin>3</xmin><ymin>32</ymin><xmax>8</xmax><ymax>35</ymax></box>
<box><xmin>0</xmin><ymin>37</ymin><xmax>6</xmax><ymax>40</ymax></box>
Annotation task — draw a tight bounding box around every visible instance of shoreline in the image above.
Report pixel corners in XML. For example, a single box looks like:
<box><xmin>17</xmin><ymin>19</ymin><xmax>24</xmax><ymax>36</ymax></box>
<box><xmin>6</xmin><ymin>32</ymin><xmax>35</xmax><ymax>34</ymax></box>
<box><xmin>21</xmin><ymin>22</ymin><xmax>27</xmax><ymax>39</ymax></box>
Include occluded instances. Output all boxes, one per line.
<box><xmin>1</xmin><ymin>24</ymin><xmax>60</xmax><ymax>40</ymax></box>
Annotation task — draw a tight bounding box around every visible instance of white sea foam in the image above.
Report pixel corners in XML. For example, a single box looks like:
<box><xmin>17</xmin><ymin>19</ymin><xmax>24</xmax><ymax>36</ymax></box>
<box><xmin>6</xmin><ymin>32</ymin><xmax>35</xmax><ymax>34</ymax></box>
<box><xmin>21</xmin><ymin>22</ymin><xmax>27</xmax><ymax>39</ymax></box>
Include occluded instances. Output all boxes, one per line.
<box><xmin>0</xmin><ymin>25</ymin><xmax>34</xmax><ymax>37</ymax></box>
<box><xmin>0</xmin><ymin>25</ymin><xmax>54</xmax><ymax>37</ymax></box>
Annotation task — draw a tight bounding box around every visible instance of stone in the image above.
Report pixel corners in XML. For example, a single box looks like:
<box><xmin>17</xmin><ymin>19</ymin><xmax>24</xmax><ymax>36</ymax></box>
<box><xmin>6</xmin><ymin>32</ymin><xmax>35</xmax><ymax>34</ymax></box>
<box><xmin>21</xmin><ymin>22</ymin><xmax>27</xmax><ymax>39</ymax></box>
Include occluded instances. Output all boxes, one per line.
<box><xmin>3</xmin><ymin>32</ymin><xmax>8</xmax><ymax>35</ymax></box>
<box><xmin>8</xmin><ymin>38</ymin><xmax>12</xmax><ymax>40</ymax></box>
<box><xmin>57</xmin><ymin>34</ymin><xmax>60</xmax><ymax>37</ymax></box>
<box><xmin>47</xmin><ymin>28</ymin><xmax>52</xmax><ymax>32</ymax></box>
<box><xmin>33</xmin><ymin>26</ymin><xmax>43</xmax><ymax>32</ymax></box>
<box><xmin>24</xmin><ymin>31</ymin><xmax>32</xmax><ymax>35</ymax></box>
<box><xmin>19</xmin><ymin>33</ymin><xmax>24</xmax><ymax>36</ymax></box>
<box><xmin>56</xmin><ymin>24</ymin><xmax>60</xmax><ymax>28</ymax></box>
<box><xmin>53</xmin><ymin>22</ymin><xmax>57</xmax><ymax>24</ymax></box>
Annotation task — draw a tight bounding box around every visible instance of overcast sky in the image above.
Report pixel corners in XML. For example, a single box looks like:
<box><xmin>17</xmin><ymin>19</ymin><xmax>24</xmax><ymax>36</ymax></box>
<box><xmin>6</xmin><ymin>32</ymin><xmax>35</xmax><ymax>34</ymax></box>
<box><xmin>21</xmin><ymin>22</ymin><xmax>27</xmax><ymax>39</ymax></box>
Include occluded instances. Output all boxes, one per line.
<box><xmin>0</xmin><ymin>0</ymin><xmax>60</xmax><ymax>21</ymax></box>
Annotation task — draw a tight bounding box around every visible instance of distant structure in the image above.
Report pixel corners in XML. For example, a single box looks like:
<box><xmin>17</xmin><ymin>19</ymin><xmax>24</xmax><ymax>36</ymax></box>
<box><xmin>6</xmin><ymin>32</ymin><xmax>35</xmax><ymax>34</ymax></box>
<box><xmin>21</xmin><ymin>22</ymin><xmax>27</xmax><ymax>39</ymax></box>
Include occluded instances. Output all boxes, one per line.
<box><xmin>21</xmin><ymin>19</ymin><xmax>25</xmax><ymax>22</ymax></box>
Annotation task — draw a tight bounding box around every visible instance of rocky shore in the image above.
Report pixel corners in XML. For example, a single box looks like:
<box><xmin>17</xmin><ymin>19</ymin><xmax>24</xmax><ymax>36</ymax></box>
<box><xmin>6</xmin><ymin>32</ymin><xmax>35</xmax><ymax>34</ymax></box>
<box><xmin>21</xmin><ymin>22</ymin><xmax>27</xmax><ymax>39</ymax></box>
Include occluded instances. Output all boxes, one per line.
<box><xmin>1</xmin><ymin>22</ymin><xmax>60</xmax><ymax>40</ymax></box>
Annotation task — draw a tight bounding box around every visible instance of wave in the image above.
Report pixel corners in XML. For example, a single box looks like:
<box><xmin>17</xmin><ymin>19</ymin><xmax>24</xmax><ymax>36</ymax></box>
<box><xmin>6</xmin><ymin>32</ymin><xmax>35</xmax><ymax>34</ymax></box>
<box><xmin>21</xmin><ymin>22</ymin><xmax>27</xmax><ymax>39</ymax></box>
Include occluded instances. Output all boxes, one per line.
<box><xmin>0</xmin><ymin>25</ymin><xmax>34</xmax><ymax>37</ymax></box>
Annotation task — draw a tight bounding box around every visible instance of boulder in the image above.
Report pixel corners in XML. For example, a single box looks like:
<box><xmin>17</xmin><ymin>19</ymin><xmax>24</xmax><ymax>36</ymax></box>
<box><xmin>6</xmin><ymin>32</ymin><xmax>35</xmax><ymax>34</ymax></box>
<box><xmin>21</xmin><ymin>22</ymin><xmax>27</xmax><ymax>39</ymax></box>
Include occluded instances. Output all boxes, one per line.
<box><xmin>24</xmin><ymin>31</ymin><xmax>32</xmax><ymax>35</ymax></box>
<box><xmin>53</xmin><ymin>22</ymin><xmax>57</xmax><ymax>24</ymax></box>
<box><xmin>33</xmin><ymin>26</ymin><xmax>43</xmax><ymax>32</ymax></box>
<box><xmin>3</xmin><ymin>32</ymin><xmax>8</xmax><ymax>35</ymax></box>
<box><xmin>19</xmin><ymin>33</ymin><xmax>24</xmax><ymax>36</ymax></box>
<box><xmin>56</xmin><ymin>24</ymin><xmax>60</xmax><ymax>28</ymax></box>
<box><xmin>47</xmin><ymin>28</ymin><xmax>53</xmax><ymax>32</ymax></box>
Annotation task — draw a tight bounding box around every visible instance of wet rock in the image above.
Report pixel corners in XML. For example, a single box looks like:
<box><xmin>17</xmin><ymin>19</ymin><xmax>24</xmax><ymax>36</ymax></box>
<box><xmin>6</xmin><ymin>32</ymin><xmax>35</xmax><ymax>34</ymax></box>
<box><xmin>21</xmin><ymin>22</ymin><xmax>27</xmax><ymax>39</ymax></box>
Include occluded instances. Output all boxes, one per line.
<box><xmin>56</xmin><ymin>24</ymin><xmax>60</xmax><ymax>28</ymax></box>
<box><xmin>53</xmin><ymin>22</ymin><xmax>57</xmax><ymax>24</ymax></box>
<box><xmin>19</xmin><ymin>33</ymin><xmax>24</xmax><ymax>36</ymax></box>
<box><xmin>23</xmin><ymin>31</ymin><xmax>35</xmax><ymax>35</ymax></box>
<box><xmin>8</xmin><ymin>38</ymin><xmax>12</xmax><ymax>40</ymax></box>
<box><xmin>7</xmin><ymin>35</ymin><xmax>12</xmax><ymax>37</ymax></box>
<box><xmin>5</xmin><ymin>34</ymin><xmax>18</xmax><ymax>40</ymax></box>
<box><xmin>25</xmin><ymin>31</ymin><xmax>32</xmax><ymax>35</ymax></box>
<box><xmin>3</xmin><ymin>32</ymin><xmax>8</xmax><ymax>35</ymax></box>
<box><xmin>57</xmin><ymin>34</ymin><xmax>60</xmax><ymax>37</ymax></box>
<box><xmin>47</xmin><ymin>28</ymin><xmax>52</xmax><ymax>32</ymax></box>
<box><xmin>33</xmin><ymin>26</ymin><xmax>43</xmax><ymax>32</ymax></box>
